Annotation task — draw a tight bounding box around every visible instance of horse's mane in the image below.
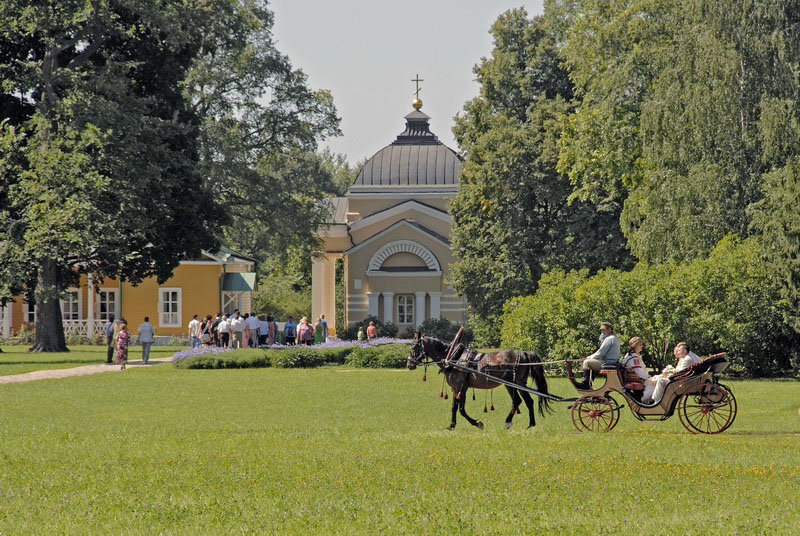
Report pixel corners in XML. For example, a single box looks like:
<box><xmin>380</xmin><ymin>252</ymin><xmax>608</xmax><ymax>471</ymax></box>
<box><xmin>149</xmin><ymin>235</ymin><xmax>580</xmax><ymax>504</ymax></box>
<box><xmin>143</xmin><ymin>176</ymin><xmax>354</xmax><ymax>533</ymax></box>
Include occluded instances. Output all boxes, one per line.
<box><xmin>423</xmin><ymin>336</ymin><xmax>449</xmax><ymax>354</ymax></box>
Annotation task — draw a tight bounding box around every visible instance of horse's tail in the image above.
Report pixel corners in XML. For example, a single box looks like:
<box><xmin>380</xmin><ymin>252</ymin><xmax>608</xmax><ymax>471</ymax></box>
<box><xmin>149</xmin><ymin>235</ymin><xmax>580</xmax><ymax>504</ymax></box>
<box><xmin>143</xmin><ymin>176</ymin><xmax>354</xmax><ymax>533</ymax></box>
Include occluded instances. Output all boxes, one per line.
<box><xmin>527</xmin><ymin>351</ymin><xmax>553</xmax><ymax>416</ymax></box>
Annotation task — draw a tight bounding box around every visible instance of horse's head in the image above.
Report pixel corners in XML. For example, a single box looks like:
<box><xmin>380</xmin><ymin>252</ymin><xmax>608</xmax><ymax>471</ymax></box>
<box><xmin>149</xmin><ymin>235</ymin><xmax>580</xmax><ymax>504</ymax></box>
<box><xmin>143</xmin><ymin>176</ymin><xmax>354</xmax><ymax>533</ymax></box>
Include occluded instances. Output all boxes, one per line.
<box><xmin>407</xmin><ymin>331</ymin><xmax>425</xmax><ymax>370</ymax></box>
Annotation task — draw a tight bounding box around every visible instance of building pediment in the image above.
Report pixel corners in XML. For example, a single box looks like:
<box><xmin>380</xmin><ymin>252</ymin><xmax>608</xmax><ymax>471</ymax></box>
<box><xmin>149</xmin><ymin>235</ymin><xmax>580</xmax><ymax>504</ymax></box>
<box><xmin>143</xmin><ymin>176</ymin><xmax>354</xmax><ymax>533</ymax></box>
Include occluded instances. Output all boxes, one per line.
<box><xmin>348</xmin><ymin>200</ymin><xmax>450</xmax><ymax>233</ymax></box>
<box><xmin>345</xmin><ymin>218</ymin><xmax>450</xmax><ymax>257</ymax></box>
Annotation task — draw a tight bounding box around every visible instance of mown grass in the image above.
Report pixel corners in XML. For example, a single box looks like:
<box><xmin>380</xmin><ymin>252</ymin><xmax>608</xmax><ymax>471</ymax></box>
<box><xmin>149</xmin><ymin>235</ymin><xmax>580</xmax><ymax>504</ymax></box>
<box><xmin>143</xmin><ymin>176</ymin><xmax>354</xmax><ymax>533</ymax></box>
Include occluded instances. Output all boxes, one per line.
<box><xmin>0</xmin><ymin>366</ymin><xmax>798</xmax><ymax>534</ymax></box>
<box><xmin>0</xmin><ymin>345</ymin><xmax>177</xmax><ymax>375</ymax></box>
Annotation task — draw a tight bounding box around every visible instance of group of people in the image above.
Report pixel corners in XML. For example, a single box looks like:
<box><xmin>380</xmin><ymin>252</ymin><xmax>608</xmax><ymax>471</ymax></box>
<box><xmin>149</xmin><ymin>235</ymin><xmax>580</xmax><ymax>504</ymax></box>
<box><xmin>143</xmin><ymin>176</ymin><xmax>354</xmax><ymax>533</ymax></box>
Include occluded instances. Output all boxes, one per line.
<box><xmin>104</xmin><ymin>315</ymin><xmax>155</xmax><ymax>370</ymax></box>
<box><xmin>580</xmin><ymin>321</ymin><xmax>702</xmax><ymax>405</ymax></box>
<box><xmin>189</xmin><ymin>311</ymin><xmax>329</xmax><ymax>349</ymax></box>
<box><xmin>355</xmin><ymin>321</ymin><xmax>378</xmax><ymax>341</ymax></box>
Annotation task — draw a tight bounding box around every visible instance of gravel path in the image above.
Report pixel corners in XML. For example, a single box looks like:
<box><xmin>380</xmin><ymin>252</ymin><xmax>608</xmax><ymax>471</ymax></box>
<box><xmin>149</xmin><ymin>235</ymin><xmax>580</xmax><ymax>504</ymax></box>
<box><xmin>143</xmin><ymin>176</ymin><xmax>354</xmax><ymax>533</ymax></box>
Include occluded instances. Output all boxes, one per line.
<box><xmin>0</xmin><ymin>358</ymin><xmax>171</xmax><ymax>385</ymax></box>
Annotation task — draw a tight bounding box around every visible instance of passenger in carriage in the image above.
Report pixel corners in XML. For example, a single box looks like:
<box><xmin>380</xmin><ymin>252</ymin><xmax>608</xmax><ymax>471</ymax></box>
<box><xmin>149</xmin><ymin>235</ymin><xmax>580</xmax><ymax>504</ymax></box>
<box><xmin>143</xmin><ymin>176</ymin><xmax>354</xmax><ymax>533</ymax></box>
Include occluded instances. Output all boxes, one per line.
<box><xmin>578</xmin><ymin>322</ymin><xmax>620</xmax><ymax>389</ymax></box>
<box><xmin>622</xmin><ymin>337</ymin><xmax>656</xmax><ymax>402</ymax></box>
<box><xmin>646</xmin><ymin>342</ymin><xmax>702</xmax><ymax>405</ymax></box>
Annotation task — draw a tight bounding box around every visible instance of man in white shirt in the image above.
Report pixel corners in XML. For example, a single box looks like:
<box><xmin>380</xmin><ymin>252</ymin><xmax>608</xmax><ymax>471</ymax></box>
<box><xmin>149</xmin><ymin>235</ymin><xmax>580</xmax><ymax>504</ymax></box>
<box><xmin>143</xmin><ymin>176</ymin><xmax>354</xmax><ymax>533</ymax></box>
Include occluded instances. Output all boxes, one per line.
<box><xmin>188</xmin><ymin>314</ymin><xmax>202</xmax><ymax>348</ymax></box>
<box><xmin>217</xmin><ymin>315</ymin><xmax>231</xmax><ymax>347</ymax></box>
<box><xmin>230</xmin><ymin>313</ymin><xmax>246</xmax><ymax>349</ymax></box>
<box><xmin>137</xmin><ymin>317</ymin><xmax>156</xmax><ymax>363</ymax></box>
<box><xmin>245</xmin><ymin>312</ymin><xmax>260</xmax><ymax>348</ymax></box>
<box><xmin>648</xmin><ymin>342</ymin><xmax>703</xmax><ymax>404</ymax></box>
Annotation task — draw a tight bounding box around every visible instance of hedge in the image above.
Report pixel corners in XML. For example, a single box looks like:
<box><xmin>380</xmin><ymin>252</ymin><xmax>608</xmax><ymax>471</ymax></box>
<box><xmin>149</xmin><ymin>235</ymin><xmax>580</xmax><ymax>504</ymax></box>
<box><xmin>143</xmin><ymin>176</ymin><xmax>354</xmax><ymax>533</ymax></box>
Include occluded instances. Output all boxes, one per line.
<box><xmin>173</xmin><ymin>344</ymin><xmax>411</xmax><ymax>370</ymax></box>
<box><xmin>500</xmin><ymin>236</ymin><xmax>800</xmax><ymax>376</ymax></box>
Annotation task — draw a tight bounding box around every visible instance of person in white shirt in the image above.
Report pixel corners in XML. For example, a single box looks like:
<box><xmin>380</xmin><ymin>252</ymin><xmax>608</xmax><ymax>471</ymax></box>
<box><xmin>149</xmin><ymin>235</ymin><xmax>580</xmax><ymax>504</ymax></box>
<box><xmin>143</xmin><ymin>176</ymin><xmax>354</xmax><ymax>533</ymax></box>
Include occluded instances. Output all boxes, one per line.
<box><xmin>188</xmin><ymin>314</ymin><xmax>202</xmax><ymax>348</ymax></box>
<box><xmin>137</xmin><ymin>317</ymin><xmax>155</xmax><ymax>363</ymax></box>
<box><xmin>257</xmin><ymin>315</ymin><xmax>269</xmax><ymax>346</ymax></box>
<box><xmin>622</xmin><ymin>336</ymin><xmax>656</xmax><ymax>402</ymax></box>
<box><xmin>230</xmin><ymin>313</ymin><xmax>246</xmax><ymax>348</ymax></box>
<box><xmin>245</xmin><ymin>312</ymin><xmax>260</xmax><ymax>348</ymax></box>
<box><xmin>648</xmin><ymin>342</ymin><xmax>703</xmax><ymax>404</ymax></box>
<box><xmin>217</xmin><ymin>315</ymin><xmax>231</xmax><ymax>347</ymax></box>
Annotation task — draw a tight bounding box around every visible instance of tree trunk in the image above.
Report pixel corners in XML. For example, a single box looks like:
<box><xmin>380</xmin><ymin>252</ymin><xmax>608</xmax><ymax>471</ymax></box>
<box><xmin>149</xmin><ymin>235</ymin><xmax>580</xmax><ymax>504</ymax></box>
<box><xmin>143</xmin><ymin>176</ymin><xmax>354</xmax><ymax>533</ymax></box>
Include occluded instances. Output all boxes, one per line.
<box><xmin>29</xmin><ymin>258</ymin><xmax>68</xmax><ymax>352</ymax></box>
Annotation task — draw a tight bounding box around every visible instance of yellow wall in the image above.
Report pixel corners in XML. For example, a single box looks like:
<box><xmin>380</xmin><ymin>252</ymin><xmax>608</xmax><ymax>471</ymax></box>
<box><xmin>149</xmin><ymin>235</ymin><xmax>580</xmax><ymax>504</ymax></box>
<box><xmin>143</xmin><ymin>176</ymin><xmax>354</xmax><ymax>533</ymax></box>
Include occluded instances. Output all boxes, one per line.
<box><xmin>7</xmin><ymin>263</ymin><xmax>224</xmax><ymax>336</ymax></box>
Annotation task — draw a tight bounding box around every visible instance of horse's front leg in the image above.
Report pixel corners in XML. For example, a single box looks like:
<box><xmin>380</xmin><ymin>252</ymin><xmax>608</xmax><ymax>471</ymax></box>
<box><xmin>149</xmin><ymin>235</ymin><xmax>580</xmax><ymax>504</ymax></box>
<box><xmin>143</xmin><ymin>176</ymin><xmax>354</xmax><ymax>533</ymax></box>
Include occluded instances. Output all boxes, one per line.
<box><xmin>448</xmin><ymin>387</ymin><xmax>459</xmax><ymax>430</ymax></box>
<box><xmin>504</xmin><ymin>386</ymin><xmax>521</xmax><ymax>429</ymax></box>
<box><xmin>458</xmin><ymin>384</ymin><xmax>483</xmax><ymax>429</ymax></box>
<box><xmin>520</xmin><ymin>390</ymin><xmax>536</xmax><ymax>428</ymax></box>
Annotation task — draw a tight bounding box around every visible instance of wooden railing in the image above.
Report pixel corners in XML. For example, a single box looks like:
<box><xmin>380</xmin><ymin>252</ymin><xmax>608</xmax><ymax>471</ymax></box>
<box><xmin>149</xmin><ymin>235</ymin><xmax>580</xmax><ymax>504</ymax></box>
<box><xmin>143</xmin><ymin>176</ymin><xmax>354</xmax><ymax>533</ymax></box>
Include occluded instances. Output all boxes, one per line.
<box><xmin>62</xmin><ymin>320</ymin><xmax>107</xmax><ymax>338</ymax></box>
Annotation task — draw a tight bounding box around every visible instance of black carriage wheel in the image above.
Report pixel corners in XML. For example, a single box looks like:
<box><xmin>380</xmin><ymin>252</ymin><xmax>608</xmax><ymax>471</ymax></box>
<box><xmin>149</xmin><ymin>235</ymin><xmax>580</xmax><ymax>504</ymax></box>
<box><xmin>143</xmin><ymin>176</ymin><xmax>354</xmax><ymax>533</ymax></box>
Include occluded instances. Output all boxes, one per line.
<box><xmin>571</xmin><ymin>395</ymin><xmax>620</xmax><ymax>432</ymax></box>
<box><xmin>678</xmin><ymin>383</ymin><xmax>737</xmax><ymax>434</ymax></box>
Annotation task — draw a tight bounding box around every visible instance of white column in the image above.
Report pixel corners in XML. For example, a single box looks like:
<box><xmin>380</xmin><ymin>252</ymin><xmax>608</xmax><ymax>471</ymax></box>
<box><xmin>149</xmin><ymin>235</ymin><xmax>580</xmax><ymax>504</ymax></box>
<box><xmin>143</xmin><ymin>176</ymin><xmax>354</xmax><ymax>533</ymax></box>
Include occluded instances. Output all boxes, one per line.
<box><xmin>87</xmin><ymin>274</ymin><xmax>95</xmax><ymax>337</ymax></box>
<box><xmin>429</xmin><ymin>291</ymin><xmax>441</xmax><ymax>319</ymax></box>
<box><xmin>311</xmin><ymin>255</ymin><xmax>337</xmax><ymax>332</ymax></box>
<box><xmin>1</xmin><ymin>303</ymin><xmax>11</xmax><ymax>338</ymax></box>
<box><xmin>382</xmin><ymin>291</ymin><xmax>394</xmax><ymax>324</ymax></box>
<box><xmin>367</xmin><ymin>292</ymin><xmax>379</xmax><ymax>318</ymax></box>
<box><xmin>414</xmin><ymin>292</ymin><xmax>427</xmax><ymax>327</ymax></box>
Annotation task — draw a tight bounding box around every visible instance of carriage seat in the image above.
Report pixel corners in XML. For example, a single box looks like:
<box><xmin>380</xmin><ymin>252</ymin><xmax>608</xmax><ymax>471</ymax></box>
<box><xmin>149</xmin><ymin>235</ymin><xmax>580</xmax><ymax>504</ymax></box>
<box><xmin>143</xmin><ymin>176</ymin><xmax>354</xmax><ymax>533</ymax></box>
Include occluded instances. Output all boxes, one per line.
<box><xmin>599</xmin><ymin>363</ymin><xmax>645</xmax><ymax>392</ymax></box>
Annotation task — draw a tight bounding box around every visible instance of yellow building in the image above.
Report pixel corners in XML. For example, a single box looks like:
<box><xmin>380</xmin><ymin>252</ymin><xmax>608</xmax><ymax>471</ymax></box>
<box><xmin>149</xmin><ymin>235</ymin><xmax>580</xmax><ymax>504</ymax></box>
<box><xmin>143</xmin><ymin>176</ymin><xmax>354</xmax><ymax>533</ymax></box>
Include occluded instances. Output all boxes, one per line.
<box><xmin>313</xmin><ymin>103</ymin><xmax>466</xmax><ymax>333</ymax></box>
<box><xmin>0</xmin><ymin>247</ymin><xmax>256</xmax><ymax>339</ymax></box>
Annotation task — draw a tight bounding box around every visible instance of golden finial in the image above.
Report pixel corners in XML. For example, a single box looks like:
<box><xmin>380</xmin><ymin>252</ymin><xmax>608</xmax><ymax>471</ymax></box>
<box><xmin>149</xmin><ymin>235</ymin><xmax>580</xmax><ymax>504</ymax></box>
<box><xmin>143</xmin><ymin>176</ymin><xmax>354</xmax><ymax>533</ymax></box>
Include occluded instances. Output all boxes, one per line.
<box><xmin>411</xmin><ymin>74</ymin><xmax>424</xmax><ymax>109</ymax></box>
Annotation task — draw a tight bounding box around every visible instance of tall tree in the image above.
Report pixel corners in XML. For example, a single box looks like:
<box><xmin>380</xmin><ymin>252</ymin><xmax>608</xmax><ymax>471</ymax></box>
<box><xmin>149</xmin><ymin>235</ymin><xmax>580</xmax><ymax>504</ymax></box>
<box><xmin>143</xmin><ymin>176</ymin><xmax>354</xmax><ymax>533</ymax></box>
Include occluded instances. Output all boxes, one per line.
<box><xmin>0</xmin><ymin>1</ymin><xmax>226</xmax><ymax>351</ymax></box>
<box><xmin>449</xmin><ymin>9</ymin><xmax>631</xmax><ymax>338</ymax></box>
<box><xmin>557</xmin><ymin>0</ymin><xmax>800</xmax><ymax>262</ymax></box>
<box><xmin>184</xmin><ymin>0</ymin><xmax>341</xmax><ymax>265</ymax></box>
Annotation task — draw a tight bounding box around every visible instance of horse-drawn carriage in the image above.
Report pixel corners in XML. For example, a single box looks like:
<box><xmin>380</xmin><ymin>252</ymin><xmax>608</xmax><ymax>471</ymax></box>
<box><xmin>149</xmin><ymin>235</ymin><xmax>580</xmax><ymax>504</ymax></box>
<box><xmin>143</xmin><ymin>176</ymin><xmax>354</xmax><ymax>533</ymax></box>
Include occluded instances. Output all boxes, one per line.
<box><xmin>565</xmin><ymin>353</ymin><xmax>737</xmax><ymax>434</ymax></box>
<box><xmin>408</xmin><ymin>330</ymin><xmax>737</xmax><ymax>434</ymax></box>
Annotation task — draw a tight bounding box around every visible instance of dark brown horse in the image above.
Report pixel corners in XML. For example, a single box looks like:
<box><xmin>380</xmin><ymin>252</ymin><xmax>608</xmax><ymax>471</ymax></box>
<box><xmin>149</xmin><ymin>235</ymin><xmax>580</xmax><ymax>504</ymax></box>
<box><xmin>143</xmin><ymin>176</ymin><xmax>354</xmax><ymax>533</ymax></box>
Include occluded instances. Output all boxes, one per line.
<box><xmin>407</xmin><ymin>334</ymin><xmax>552</xmax><ymax>430</ymax></box>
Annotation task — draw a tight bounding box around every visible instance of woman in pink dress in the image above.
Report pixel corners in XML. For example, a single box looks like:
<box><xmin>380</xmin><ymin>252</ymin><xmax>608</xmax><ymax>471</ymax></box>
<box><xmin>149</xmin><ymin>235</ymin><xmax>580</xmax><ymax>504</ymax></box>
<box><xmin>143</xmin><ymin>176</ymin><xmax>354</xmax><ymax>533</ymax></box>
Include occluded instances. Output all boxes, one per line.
<box><xmin>115</xmin><ymin>324</ymin><xmax>131</xmax><ymax>370</ymax></box>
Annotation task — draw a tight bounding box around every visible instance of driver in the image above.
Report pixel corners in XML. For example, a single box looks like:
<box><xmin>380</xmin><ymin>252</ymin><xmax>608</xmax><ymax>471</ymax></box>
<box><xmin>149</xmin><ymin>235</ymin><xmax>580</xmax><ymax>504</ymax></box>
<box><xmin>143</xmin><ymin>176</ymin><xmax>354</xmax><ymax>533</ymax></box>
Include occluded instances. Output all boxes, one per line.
<box><xmin>578</xmin><ymin>322</ymin><xmax>620</xmax><ymax>389</ymax></box>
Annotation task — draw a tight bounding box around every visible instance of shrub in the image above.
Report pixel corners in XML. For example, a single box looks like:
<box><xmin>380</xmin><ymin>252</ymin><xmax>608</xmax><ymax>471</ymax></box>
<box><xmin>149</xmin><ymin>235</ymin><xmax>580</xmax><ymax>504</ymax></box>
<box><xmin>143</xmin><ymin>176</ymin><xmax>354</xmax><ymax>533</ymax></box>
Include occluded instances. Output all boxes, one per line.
<box><xmin>339</xmin><ymin>316</ymin><xmax>398</xmax><ymax>340</ymax></box>
<box><xmin>500</xmin><ymin>236</ymin><xmax>800</xmax><ymax>376</ymax></box>
<box><xmin>344</xmin><ymin>343</ymin><xmax>411</xmax><ymax>368</ymax></box>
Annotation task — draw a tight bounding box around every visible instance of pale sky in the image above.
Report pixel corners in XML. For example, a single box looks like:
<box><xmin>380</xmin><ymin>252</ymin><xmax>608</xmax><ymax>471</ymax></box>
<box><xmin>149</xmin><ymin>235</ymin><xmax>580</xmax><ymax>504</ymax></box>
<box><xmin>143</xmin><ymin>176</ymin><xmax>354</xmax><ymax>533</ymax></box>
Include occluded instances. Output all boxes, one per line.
<box><xmin>268</xmin><ymin>0</ymin><xmax>545</xmax><ymax>164</ymax></box>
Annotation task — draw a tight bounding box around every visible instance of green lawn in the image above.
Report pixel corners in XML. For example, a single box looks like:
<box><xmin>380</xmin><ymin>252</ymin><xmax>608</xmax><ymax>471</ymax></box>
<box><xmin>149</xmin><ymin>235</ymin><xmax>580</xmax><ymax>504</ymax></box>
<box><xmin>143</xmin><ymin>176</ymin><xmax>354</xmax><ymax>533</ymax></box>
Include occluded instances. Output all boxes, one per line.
<box><xmin>0</xmin><ymin>365</ymin><xmax>798</xmax><ymax>534</ymax></box>
<box><xmin>0</xmin><ymin>345</ymin><xmax>177</xmax><ymax>375</ymax></box>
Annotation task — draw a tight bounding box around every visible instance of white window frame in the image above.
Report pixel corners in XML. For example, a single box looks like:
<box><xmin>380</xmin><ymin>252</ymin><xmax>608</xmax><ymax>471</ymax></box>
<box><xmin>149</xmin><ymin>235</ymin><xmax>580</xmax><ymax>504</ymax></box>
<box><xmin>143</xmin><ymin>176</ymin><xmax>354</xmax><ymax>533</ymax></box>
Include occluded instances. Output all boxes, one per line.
<box><xmin>25</xmin><ymin>301</ymin><xmax>37</xmax><ymax>324</ymax></box>
<box><xmin>60</xmin><ymin>288</ymin><xmax>82</xmax><ymax>322</ymax></box>
<box><xmin>158</xmin><ymin>287</ymin><xmax>182</xmax><ymax>327</ymax></box>
<box><xmin>396</xmin><ymin>294</ymin><xmax>415</xmax><ymax>325</ymax></box>
<box><xmin>96</xmin><ymin>288</ymin><xmax>118</xmax><ymax>323</ymax></box>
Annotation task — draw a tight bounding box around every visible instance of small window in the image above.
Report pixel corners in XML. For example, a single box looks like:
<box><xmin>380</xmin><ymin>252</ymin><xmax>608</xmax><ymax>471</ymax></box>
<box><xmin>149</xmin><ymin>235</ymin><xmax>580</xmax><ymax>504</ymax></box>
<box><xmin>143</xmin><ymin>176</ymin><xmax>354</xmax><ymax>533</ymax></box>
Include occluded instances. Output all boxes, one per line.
<box><xmin>60</xmin><ymin>289</ymin><xmax>81</xmax><ymax>321</ymax></box>
<box><xmin>97</xmin><ymin>289</ymin><xmax>117</xmax><ymax>323</ymax></box>
<box><xmin>159</xmin><ymin>287</ymin><xmax>182</xmax><ymax>327</ymax></box>
<box><xmin>25</xmin><ymin>301</ymin><xmax>37</xmax><ymax>323</ymax></box>
<box><xmin>397</xmin><ymin>295</ymin><xmax>414</xmax><ymax>324</ymax></box>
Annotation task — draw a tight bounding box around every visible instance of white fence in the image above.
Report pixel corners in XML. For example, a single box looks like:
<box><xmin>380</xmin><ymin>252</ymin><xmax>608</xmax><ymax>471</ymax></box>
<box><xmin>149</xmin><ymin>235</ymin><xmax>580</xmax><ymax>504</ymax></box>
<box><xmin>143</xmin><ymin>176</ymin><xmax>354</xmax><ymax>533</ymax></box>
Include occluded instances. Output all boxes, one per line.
<box><xmin>62</xmin><ymin>320</ymin><xmax>107</xmax><ymax>338</ymax></box>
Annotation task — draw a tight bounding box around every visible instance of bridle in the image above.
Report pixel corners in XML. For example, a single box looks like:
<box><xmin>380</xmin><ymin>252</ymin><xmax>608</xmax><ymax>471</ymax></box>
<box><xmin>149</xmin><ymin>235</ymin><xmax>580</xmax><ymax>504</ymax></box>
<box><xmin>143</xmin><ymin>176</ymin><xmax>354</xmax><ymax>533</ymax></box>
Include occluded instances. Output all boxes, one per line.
<box><xmin>409</xmin><ymin>337</ymin><xmax>438</xmax><ymax>367</ymax></box>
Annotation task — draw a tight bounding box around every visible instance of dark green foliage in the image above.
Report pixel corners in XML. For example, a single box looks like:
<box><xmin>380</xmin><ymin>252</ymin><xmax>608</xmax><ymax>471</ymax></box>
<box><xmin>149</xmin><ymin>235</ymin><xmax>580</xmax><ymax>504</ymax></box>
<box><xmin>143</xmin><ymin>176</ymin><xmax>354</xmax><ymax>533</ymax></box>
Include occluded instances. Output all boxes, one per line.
<box><xmin>501</xmin><ymin>236</ymin><xmax>799</xmax><ymax>377</ymax></box>
<box><xmin>338</xmin><ymin>316</ymin><xmax>398</xmax><ymax>340</ymax></box>
<box><xmin>174</xmin><ymin>344</ymin><xmax>410</xmax><ymax>370</ymax></box>
<box><xmin>449</xmin><ymin>8</ymin><xmax>632</xmax><ymax>334</ymax></box>
<box><xmin>344</xmin><ymin>344</ymin><xmax>411</xmax><ymax>369</ymax></box>
<box><xmin>398</xmin><ymin>318</ymin><xmax>473</xmax><ymax>346</ymax></box>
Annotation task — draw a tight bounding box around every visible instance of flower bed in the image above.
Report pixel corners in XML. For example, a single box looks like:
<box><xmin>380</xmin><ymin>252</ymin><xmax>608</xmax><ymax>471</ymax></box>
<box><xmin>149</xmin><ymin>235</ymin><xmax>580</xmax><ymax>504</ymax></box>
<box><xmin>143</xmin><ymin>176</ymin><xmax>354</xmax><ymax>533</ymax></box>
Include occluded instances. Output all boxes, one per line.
<box><xmin>170</xmin><ymin>345</ymin><xmax>234</xmax><ymax>362</ymax></box>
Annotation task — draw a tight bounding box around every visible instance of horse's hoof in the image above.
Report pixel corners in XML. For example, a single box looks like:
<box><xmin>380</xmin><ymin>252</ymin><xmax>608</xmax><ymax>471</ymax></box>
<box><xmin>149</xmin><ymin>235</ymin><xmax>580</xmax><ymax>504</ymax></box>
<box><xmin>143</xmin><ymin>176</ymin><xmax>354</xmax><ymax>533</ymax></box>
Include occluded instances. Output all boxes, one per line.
<box><xmin>447</xmin><ymin>424</ymin><xmax>455</xmax><ymax>431</ymax></box>
<box><xmin>476</xmin><ymin>421</ymin><xmax>484</xmax><ymax>430</ymax></box>
<box><xmin>527</xmin><ymin>425</ymin><xmax>536</xmax><ymax>430</ymax></box>
<box><xmin>504</xmin><ymin>422</ymin><xmax>512</xmax><ymax>429</ymax></box>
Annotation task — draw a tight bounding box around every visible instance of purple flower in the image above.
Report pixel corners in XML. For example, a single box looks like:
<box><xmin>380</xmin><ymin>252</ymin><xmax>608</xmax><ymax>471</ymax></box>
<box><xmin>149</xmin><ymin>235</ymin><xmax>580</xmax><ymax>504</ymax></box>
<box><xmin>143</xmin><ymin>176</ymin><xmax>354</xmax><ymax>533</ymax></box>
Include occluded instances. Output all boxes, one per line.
<box><xmin>171</xmin><ymin>345</ymin><xmax>234</xmax><ymax>362</ymax></box>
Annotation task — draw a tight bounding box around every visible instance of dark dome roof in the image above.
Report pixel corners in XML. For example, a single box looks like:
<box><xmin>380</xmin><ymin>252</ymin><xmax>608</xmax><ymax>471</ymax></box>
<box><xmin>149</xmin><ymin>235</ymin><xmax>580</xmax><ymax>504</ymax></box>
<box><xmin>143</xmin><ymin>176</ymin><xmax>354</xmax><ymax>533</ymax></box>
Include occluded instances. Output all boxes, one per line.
<box><xmin>350</xmin><ymin>109</ymin><xmax>463</xmax><ymax>190</ymax></box>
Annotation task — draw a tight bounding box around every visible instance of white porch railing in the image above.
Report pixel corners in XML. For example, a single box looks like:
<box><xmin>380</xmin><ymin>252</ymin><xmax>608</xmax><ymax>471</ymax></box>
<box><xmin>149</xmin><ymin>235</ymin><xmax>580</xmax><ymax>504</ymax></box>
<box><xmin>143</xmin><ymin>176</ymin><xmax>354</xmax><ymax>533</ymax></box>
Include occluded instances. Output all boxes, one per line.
<box><xmin>62</xmin><ymin>320</ymin><xmax>106</xmax><ymax>338</ymax></box>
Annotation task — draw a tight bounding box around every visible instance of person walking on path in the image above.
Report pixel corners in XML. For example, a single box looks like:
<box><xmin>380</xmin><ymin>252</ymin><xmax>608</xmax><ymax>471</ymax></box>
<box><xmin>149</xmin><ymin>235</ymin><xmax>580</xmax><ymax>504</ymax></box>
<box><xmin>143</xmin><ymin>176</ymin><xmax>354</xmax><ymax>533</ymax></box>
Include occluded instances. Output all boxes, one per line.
<box><xmin>366</xmin><ymin>321</ymin><xmax>377</xmax><ymax>341</ymax></box>
<box><xmin>313</xmin><ymin>317</ymin><xmax>324</xmax><ymax>345</ymax></box>
<box><xmin>137</xmin><ymin>317</ymin><xmax>155</xmax><ymax>364</ymax></box>
<box><xmin>115</xmin><ymin>324</ymin><xmax>131</xmax><ymax>370</ymax></box>
<box><xmin>105</xmin><ymin>315</ymin><xmax>116</xmax><ymax>363</ymax></box>
<box><xmin>188</xmin><ymin>315</ymin><xmax>202</xmax><ymax>348</ymax></box>
<box><xmin>284</xmin><ymin>316</ymin><xmax>297</xmax><ymax>345</ymax></box>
